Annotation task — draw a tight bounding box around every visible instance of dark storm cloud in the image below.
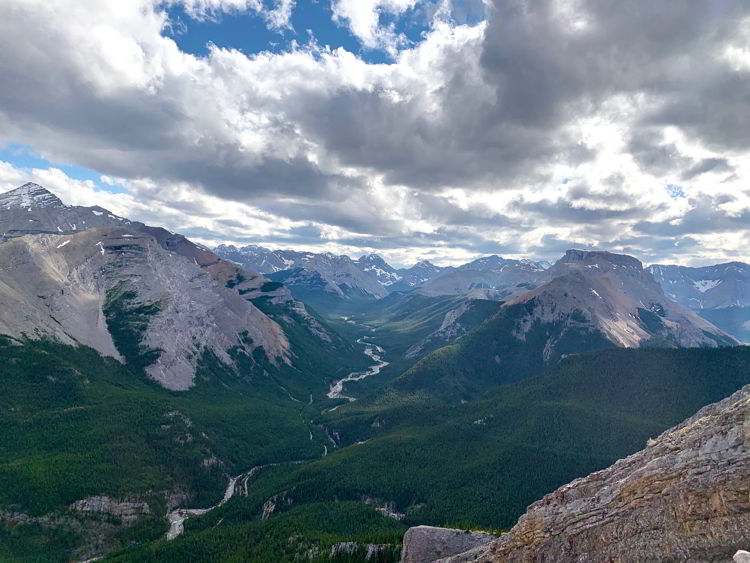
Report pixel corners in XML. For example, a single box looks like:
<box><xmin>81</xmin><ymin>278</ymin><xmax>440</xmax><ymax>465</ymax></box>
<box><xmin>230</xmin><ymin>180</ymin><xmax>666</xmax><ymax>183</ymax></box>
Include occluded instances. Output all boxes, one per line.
<box><xmin>513</xmin><ymin>197</ymin><xmax>647</xmax><ymax>223</ymax></box>
<box><xmin>257</xmin><ymin>197</ymin><xmax>406</xmax><ymax>236</ymax></box>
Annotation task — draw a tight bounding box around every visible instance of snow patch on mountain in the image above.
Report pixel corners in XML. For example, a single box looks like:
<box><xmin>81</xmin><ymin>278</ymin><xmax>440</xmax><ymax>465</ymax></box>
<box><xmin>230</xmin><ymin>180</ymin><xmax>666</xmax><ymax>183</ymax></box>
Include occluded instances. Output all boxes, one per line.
<box><xmin>693</xmin><ymin>279</ymin><xmax>722</xmax><ymax>293</ymax></box>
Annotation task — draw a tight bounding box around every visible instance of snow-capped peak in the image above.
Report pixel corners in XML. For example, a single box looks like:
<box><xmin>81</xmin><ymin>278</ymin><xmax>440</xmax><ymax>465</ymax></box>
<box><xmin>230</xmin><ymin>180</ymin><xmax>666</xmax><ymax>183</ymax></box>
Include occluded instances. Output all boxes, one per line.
<box><xmin>0</xmin><ymin>183</ymin><xmax>66</xmax><ymax>210</ymax></box>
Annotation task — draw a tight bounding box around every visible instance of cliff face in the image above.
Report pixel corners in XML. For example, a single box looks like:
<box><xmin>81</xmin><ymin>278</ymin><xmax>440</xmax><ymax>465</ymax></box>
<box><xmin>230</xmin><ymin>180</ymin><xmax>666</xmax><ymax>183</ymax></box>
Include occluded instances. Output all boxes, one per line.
<box><xmin>405</xmin><ymin>384</ymin><xmax>750</xmax><ymax>562</ymax></box>
<box><xmin>0</xmin><ymin>228</ymin><xmax>289</xmax><ymax>390</ymax></box>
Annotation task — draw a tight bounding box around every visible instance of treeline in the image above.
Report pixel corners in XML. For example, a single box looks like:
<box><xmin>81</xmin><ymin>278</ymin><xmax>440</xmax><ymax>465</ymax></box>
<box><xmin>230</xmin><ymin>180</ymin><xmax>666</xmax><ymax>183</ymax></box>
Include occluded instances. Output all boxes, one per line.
<box><xmin>107</xmin><ymin>502</ymin><xmax>404</xmax><ymax>563</ymax></box>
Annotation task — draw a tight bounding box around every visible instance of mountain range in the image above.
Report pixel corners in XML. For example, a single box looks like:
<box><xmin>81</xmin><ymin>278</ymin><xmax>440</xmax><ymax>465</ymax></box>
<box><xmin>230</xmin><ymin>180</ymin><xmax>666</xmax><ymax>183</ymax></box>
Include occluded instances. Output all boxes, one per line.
<box><xmin>649</xmin><ymin>262</ymin><xmax>750</xmax><ymax>343</ymax></box>
<box><xmin>0</xmin><ymin>182</ymin><xmax>748</xmax><ymax>562</ymax></box>
<box><xmin>215</xmin><ymin>241</ymin><xmax>750</xmax><ymax>344</ymax></box>
<box><xmin>214</xmin><ymin>244</ymin><xmax>551</xmax><ymax>302</ymax></box>
<box><xmin>0</xmin><ymin>183</ymin><xmax>355</xmax><ymax>390</ymax></box>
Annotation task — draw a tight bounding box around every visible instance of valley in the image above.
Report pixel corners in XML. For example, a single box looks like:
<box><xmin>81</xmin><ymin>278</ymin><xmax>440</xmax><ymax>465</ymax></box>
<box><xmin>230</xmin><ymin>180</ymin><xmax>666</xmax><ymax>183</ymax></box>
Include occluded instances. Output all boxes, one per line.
<box><xmin>0</xmin><ymin>183</ymin><xmax>748</xmax><ymax>562</ymax></box>
<box><xmin>327</xmin><ymin>337</ymin><xmax>389</xmax><ymax>404</ymax></box>
<box><xmin>3</xmin><ymin>2</ymin><xmax>750</xmax><ymax>560</ymax></box>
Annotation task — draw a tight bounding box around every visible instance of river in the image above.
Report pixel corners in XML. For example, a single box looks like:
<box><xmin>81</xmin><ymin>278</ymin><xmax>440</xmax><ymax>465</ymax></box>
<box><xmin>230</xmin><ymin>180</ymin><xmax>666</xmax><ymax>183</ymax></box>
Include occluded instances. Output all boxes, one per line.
<box><xmin>166</xmin><ymin>334</ymin><xmax>388</xmax><ymax>539</ymax></box>
<box><xmin>165</xmin><ymin>461</ymin><xmax>305</xmax><ymax>540</ymax></box>
<box><xmin>326</xmin><ymin>336</ymin><xmax>389</xmax><ymax>403</ymax></box>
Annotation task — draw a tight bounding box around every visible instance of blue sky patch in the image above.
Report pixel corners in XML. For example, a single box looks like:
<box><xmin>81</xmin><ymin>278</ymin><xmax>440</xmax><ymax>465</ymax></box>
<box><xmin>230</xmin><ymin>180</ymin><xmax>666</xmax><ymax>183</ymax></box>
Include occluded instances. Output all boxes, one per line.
<box><xmin>163</xmin><ymin>1</ymin><xmax>443</xmax><ymax>64</ymax></box>
<box><xmin>0</xmin><ymin>144</ymin><xmax>126</xmax><ymax>194</ymax></box>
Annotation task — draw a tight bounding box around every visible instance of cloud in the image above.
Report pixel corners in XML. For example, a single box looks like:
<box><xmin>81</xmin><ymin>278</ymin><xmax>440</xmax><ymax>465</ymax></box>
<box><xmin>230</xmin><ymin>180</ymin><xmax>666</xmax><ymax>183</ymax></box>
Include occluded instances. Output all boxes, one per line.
<box><xmin>331</xmin><ymin>0</ymin><xmax>421</xmax><ymax>54</ymax></box>
<box><xmin>0</xmin><ymin>0</ymin><xmax>749</xmax><ymax>267</ymax></box>
<box><xmin>171</xmin><ymin>0</ymin><xmax>295</xmax><ymax>29</ymax></box>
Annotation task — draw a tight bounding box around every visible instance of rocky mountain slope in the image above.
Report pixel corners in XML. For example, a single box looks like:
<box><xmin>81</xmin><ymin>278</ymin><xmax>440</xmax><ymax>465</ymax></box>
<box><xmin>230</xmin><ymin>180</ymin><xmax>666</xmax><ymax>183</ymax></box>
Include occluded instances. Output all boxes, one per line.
<box><xmin>394</xmin><ymin>250</ymin><xmax>737</xmax><ymax>400</ymax></box>
<box><xmin>215</xmin><ymin>244</ymin><xmax>553</xmax><ymax>302</ymax></box>
<box><xmin>0</xmin><ymin>182</ymin><xmax>135</xmax><ymax>241</ymax></box>
<box><xmin>417</xmin><ymin>255</ymin><xmax>548</xmax><ymax>298</ymax></box>
<box><xmin>0</xmin><ymin>228</ymin><xmax>288</xmax><ymax>390</ymax></box>
<box><xmin>355</xmin><ymin>253</ymin><xmax>403</xmax><ymax>287</ymax></box>
<box><xmin>0</xmin><ymin>183</ymin><xmax>350</xmax><ymax>390</ymax></box>
<box><xmin>515</xmin><ymin>250</ymin><xmax>734</xmax><ymax>350</ymax></box>
<box><xmin>428</xmin><ymin>382</ymin><xmax>750</xmax><ymax>562</ymax></box>
<box><xmin>649</xmin><ymin>261</ymin><xmax>750</xmax><ymax>309</ymax></box>
<box><xmin>388</xmin><ymin>260</ymin><xmax>446</xmax><ymax>292</ymax></box>
<box><xmin>649</xmin><ymin>261</ymin><xmax>750</xmax><ymax>343</ymax></box>
<box><xmin>213</xmin><ymin>244</ymin><xmax>302</xmax><ymax>274</ymax></box>
<box><xmin>216</xmin><ymin>244</ymin><xmax>387</xmax><ymax>303</ymax></box>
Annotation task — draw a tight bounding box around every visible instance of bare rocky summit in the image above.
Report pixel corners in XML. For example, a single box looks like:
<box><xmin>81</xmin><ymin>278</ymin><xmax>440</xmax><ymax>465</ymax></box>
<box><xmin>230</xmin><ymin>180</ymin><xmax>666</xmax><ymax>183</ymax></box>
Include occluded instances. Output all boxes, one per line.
<box><xmin>507</xmin><ymin>249</ymin><xmax>736</xmax><ymax>352</ymax></box>
<box><xmin>0</xmin><ymin>182</ymin><xmax>134</xmax><ymax>242</ymax></box>
<box><xmin>0</xmin><ymin>182</ymin><xmax>352</xmax><ymax>390</ymax></box>
<box><xmin>408</xmin><ymin>383</ymin><xmax>750</xmax><ymax>562</ymax></box>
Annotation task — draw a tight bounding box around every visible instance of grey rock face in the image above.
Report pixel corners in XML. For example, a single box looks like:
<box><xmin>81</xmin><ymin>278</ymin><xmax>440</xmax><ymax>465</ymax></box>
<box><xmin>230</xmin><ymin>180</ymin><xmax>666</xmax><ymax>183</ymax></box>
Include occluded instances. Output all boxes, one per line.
<box><xmin>648</xmin><ymin>262</ymin><xmax>750</xmax><ymax>310</ymax></box>
<box><xmin>0</xmin><ymin>183</ymin><xmax>353</xmax><ymax>390</ymax></box>
<box><xmin>0</xmin><ymin>228</ymin><xmax>288</xmax><ymax>390</ymax></box>
<box><xmin>401</xmin><ymin>526</ymin><xmax>498</xmax><ymax>563</ymax></box>
<box><xmin>0</xmin><ymin>182</ymin><xmax>64</xmax><ymax>209</ymax></box>
<box><xmin>506</xmin><ymin>249</ymin><xmax>737</xmax><ymax>351</ymax></box>
<box><xmin>69</xmin><ymin>496</ymin><xmax>150</xmax><ymax>523</ymax></box>
<box><xmin>648</xmin><ymin>262</ymin><xmax>750</xmax><ymax>343</ymax></box>
<box><xmin>442</xmin><ymin>384</ymin><xmax>750</xmax><ymax>562</ymax></box>
<box><xmin>356</xmin><ymin>253</ymin><xmax>402</xmax><ymax>286</ymax></box>
<box><xmin>389</xmin><ymin>260</ymin><xmax>446</xmax><ymax>292</ymax></box>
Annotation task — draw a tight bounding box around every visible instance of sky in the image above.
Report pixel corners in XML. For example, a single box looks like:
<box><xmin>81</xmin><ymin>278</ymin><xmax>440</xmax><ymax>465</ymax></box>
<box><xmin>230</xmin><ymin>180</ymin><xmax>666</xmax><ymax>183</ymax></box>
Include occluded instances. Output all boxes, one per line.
<box><xmin>0</xmin><ymin>1</ymin><xmax>749</xmax><ymax>268</ymax></box>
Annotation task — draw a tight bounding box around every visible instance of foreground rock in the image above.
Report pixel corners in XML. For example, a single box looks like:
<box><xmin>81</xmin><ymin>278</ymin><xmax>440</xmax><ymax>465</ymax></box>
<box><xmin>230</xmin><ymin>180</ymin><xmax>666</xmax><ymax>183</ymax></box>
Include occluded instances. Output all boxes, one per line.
<box><xmin>414</xmin><ymin>384</ymin><xmax>750</xmax><ymax>562</ymax></box>
<box><xmin>401</xmin><ymin>526</ymin><xmax>497</xmax><ymax>563</ymax></box>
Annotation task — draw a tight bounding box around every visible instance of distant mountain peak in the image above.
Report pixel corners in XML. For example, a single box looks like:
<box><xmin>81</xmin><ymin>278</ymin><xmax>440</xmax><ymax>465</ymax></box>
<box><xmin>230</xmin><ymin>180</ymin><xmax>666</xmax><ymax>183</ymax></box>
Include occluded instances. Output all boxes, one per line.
<box><xmin>0</xmin><ymin>182</ymin><xmax>65</xmax><ymax>210</ymax></box>
<box><xmin>557</xmin><ymin>249</ymin><xmax>644</xmax><ymax>270</ymax></box>
<box><xmin>358</xmin><ymin>253</ymin><xmax>388</xmax><ymax>265</ymax></box>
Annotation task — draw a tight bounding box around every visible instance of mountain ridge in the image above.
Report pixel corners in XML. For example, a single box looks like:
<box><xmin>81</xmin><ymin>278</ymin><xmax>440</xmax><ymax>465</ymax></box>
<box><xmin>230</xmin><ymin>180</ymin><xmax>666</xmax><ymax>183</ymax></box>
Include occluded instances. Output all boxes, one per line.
<box><xmin>0</xmin><ymin>183</ymin><xmax>354</xmax><ymax>390</ymax></box>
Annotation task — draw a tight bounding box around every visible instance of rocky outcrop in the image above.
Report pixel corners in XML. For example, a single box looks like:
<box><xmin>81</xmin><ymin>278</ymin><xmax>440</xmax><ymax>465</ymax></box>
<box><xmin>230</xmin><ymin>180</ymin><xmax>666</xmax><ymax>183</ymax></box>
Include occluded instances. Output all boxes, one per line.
<box><xmin>69</xmin><ymin>496</ymin><xmax>150</xmax><ymax>522</ymax></box>
<box><xmin>437</xmin><ymin>384</ymin><xmax>750</xmax><ymax>562</ymax></box>
<box><xmin>401</xmin><ymin>526</ymin><xmax>498</xmax><ymax>563</ymax></box>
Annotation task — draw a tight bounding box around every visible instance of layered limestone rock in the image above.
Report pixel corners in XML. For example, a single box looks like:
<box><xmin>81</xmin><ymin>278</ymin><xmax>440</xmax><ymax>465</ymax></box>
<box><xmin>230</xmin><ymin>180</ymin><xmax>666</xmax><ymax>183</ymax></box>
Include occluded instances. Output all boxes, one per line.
<box><xmin>401</xmin><ymin>526</ymin><xmax>497</xmax><ymax>563</ymax></box>
<box><xmin>69</xmin><ymin>496</ymin><xmax>150</xmax><ymax>523</ymax></box>
<box><xmin>438</xmin><ymin>384</ymin><xmax>750</xmax><ymax>562</ymax></box>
